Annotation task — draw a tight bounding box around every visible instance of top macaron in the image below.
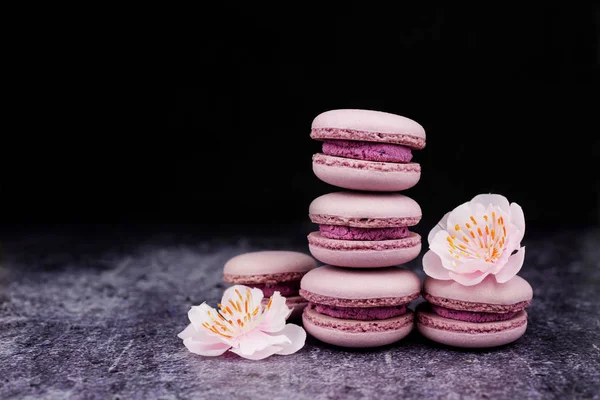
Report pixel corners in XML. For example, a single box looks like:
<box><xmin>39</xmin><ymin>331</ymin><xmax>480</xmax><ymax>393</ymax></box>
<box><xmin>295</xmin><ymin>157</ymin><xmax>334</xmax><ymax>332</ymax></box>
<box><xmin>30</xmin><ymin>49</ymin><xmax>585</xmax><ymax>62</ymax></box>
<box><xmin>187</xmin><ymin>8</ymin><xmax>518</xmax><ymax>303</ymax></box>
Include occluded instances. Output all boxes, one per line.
<box><xmin>311</xmin><ymin>109</ymin><xmax>426</xmax><ymax>192</ymax></box>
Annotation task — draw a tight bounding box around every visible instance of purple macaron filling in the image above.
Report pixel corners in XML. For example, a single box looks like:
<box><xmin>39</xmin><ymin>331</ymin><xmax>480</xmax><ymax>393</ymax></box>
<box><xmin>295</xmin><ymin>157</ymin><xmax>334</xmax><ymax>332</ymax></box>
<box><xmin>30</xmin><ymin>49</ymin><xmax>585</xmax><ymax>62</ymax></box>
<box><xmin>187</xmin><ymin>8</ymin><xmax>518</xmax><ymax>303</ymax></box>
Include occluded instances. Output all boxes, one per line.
<box><xmin>430</xmin><ymin>304</ymin><xmax>519</xmax><ymax>323</ymax></box>
<box><xmin>319</xmin><ymin>224</ymin><xmax>410</xmax><ymax>241</ymax></box>
<box><xmin>322</xmin><ymin>140</ymin><xmax>413</xmax><ymax>163</ymax></box>
<box><xmin>251</xmin><ymin>281</ymin><xmax>301</xmax><ymax>297</ymax></box>
<box><xmin>310</xmin><ymin>302</ymin><xmax>407</xmax><ymax>321</ymax></box>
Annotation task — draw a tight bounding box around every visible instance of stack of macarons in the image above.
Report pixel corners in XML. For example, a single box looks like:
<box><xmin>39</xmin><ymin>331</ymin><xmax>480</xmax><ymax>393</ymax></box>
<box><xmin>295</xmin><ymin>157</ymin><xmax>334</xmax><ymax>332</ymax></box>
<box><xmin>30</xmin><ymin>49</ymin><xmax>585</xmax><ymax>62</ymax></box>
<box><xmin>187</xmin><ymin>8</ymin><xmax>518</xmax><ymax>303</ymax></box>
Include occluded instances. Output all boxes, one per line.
<box><xmin>223</xmin><ymin>251</ymin><xmax>317</xmax><ymax>319</ymax></box>
<box><xmin>301</xmin><ymin>109</ymin><xmax>427</xmax><ymax>348</ymax></box>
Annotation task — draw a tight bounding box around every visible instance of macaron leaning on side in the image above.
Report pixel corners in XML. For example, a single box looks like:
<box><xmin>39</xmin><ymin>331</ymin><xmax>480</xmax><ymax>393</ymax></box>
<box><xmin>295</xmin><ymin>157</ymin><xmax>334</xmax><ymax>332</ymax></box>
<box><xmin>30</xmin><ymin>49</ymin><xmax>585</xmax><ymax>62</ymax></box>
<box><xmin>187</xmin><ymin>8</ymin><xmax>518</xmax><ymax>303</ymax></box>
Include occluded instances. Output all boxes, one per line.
<box><xmin>300</xmin><ymin>266</ymin><xmax>421</xmax><ymax>348</ymax></box>
<box><xmin>310</xmin><ymin>109</ymin><xmax>426</xmax><ymax>192</ymax></box>
<box><xmin>223</xmin><ymin>251</ymin><xmax>317</xmax><ymax>319</ymax></box>
<box><xmin>308</xmin><ymin>191</ymin><xmax>422</xmax><ymax>268</ymax></box>
<box><xmin>417</xmin><ymin>275</ymin><xmax>533</xmax><ymax>348</ymax></box>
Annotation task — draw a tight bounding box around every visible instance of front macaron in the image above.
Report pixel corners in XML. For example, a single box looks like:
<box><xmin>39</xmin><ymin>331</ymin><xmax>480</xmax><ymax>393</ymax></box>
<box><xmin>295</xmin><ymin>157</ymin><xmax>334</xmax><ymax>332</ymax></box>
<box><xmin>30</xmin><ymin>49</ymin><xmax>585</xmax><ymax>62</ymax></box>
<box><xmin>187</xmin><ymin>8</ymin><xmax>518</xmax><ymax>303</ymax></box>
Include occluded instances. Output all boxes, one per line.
<box><xmin>310</xmin><ymin>109</ymin><xmax>425</xmax><ymax>192</ymax></box>
<box><xmin>307</xmin><ymin>192</ymin><xmax>422</xmax><ymax>268</ymax></box>
<box><xmin>416</xmin><ymin>275</ymin><xmax>533</xmax><ymax>348</ymax></box>
<box><xmin>223</xmin><ymin>251</ymin><xmax>317</xmax><ymax>319</ymax></box>
<box><xmin>300</xmin><ymin>266</ymin><xmax>421</xmax><ymax>348</ymax></box>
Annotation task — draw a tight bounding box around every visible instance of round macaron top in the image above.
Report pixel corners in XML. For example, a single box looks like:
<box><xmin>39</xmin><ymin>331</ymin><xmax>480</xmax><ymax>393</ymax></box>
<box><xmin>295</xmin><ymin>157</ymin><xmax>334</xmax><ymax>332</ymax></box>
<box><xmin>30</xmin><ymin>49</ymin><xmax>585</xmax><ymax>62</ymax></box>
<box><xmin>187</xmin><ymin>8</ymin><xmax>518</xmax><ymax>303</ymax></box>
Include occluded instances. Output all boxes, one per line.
<box><xmin>423</xmin><ymin>275</ymin><xmax>533</xmax><ymax>305</ymax></box>
<box><xmin>224</xmin><ymin>251</ymin><xmax>317</xmax><ymax>276</ymax></box>
<box><xmin>309</xmin><ymin>191</ymin><xmax>421</xmax><ymax>220</ymax></box>
<box><xmin>301</xmin><ymin>265</ymin><xmax>421</xmax><ymax>300</ymax></box>
<box><xmin>311</xmin><ymin>109</ymin><xmax>425</xmax><ymax>139</ymax></box>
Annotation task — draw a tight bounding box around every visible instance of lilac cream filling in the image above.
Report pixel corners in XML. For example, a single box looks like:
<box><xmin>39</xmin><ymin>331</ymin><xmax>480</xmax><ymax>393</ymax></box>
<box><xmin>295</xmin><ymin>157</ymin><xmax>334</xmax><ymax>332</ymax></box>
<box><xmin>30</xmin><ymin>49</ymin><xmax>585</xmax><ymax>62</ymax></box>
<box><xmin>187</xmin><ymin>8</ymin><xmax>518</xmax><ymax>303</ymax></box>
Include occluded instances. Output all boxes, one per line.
<box><xmin>430</xmin><ymin>304</ymin><xmax>519</xmax><ymax>323</ymax></box>
<box><xmin>309</xmin><ymin>302</ymin><xmax>407</xmax><ymax>321</ymax></box>
<box><xmin>250</xmin><ymin>281</ymin><xmax>300</xmax><ymax>297</ymax></box>
<box><xmin>319</xmin><ymin>224</ymin><xmax>410</xmax><ymax>241</ymax></box>
<box><xmin>322</xmin><ymin>140</ymin><xmax>413</xmax><ymax>163</ymax></box>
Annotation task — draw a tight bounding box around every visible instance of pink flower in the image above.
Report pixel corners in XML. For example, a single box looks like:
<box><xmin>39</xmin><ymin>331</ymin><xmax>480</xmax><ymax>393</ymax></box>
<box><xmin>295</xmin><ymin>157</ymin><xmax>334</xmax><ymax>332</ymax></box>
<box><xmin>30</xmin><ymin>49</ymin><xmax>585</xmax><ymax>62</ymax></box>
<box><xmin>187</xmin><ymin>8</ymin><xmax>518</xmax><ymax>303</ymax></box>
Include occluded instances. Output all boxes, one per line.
<box><xmin>177</xmin><ymin>285</ymin><xmax>306</xmax><ymax>360</ymax></box>
<box><xmin>423</xmin><ymin>194</ymin><xmax>525</xmax><ymax>286</ymax></box>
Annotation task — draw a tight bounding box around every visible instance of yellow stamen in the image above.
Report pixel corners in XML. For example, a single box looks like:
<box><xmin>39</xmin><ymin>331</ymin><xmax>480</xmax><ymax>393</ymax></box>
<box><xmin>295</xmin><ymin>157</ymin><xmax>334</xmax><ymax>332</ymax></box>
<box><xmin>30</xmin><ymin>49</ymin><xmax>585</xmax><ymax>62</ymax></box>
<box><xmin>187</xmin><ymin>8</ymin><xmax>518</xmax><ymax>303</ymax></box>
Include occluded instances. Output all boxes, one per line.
<box><xmin>463</xmin><ymin>236</ymin><xmax>469</xmax><ymax>243</ymax></box>
<box><xmin>228</xmin><ymin>300</ymin><xmax>238</xmax><ymax>312</ymax></box>
<box><xmin>470</xmin><ymin>231</ymin><xmax>476</xmax><ymax>239</ymax></box>
<box><xmin>470</xmin><ymin>216</ymin><xmax>477</xmax><ymax>225</ymax></box>
<box><xmin>477</xmin><ymin>228</ymin><xmax>483</xmax><ymax>236</ymax></box>
<box><xmin>455</xmin><ymin>224</ymin><xmax>460</xmax><ymax>231</ymax></box>
<box><xmin>235</xmin><ymin>289</ymin><xmax>243</xmax><ymax>301</ymax></box>
<box><xmin>465</xmin><ymin>223</ymin><xmax>471</xmax><ymax>229</ymax></box>
<box><xmin>483</xmin><ymin>215</ymin><xmax>488</xmax><ymax>222</ymax></box>
<box><xmin>485</xmin><ymin>226</ymin><xmax>490</xmax><ymax>235</ymax></box>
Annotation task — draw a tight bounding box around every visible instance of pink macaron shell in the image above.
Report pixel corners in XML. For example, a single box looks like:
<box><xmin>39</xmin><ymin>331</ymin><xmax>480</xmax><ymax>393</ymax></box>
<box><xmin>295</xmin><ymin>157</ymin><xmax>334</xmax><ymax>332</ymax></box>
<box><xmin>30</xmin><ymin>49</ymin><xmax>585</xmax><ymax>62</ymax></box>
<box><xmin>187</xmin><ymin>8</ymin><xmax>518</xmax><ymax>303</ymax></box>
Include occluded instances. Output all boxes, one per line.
<box><xmin>423</xmin><ymin>275</ymin><xmax>533</xmax><ymax>307</ymax></box>
<box><xmin>303</xmin><ymin>308</ymin><xmax>414</xmax><ymax>348</ymax></box>
<box><xmin>223</xmin><ymin>251</ymin><xmax>317</xmax><ymax>276</ymax></box>
<box><xmin>309</xmin><ymin>191</ymin><xmax>422</xmax><ymax>221</ymax></box>
<box><xmin>417</xmin><ymin>308</ymin><xmax>528</xmax><ymax>348</ymax></box>
<box><xmin>417</xmin><ymin>323</ymin><xmax>527</xmax><ymax>348</ymax></box>
<box><xmin>312</xmin><ymin>156</ymin><xmax>421</xmax><ymax>192</ymax></box>
<box><xmin>307</xmin><ymin>232</ymin><xmax>421</xmax><ymax>268</ymax></box>
<box><xmin>311</xmin><ymin>109</ymin><xmax>425</xmax><ymax>139</ymax></box>
<box><xmin>300</xmin><ymin>265</ymin><xmax>421</xmax><ymax>300</ymax></box>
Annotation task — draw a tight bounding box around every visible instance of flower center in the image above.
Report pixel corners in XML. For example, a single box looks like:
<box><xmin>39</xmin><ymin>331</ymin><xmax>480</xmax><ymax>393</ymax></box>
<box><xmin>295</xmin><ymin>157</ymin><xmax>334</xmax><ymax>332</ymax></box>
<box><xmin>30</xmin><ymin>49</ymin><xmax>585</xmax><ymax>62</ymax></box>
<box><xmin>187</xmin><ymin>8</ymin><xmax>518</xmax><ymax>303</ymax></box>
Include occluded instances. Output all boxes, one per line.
<box><xmin>201</xmin><ymin>287</ymin><xmax>267</xmax><ymax>338</ymax></box>
<box><xmin>447</xmin><ymin>210</ymin><xmax>507</xmax><ymax>264</ymax></box>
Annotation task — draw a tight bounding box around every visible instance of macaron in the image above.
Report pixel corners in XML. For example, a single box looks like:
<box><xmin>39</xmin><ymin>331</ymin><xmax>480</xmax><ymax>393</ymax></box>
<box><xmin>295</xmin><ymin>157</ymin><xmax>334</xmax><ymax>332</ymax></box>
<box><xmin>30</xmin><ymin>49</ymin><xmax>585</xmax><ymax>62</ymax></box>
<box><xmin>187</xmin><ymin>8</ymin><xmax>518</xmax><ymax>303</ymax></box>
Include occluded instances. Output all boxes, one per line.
<box><xmin>307</xmin><ymin>191</ymin><xmax>422</xmax><ymax>268</ymax></box>
<box><xmin>310</xmin><ymin>109</ymin><xmax>426</xmax><ymax>192</ymax></box>
<box><xmin>223</xmin><ymin>251</ymin><xmax>317</xmax><ymax>319</ymax></box>
<box><xmin>416</xmin><ymin>275</ymin><xmax>533</xmax><ymax>348</ymax></box>
<box><xmin>300</xmin><ymin>265</ymin><xmax>421</xmax><ymax>348</ymax></box>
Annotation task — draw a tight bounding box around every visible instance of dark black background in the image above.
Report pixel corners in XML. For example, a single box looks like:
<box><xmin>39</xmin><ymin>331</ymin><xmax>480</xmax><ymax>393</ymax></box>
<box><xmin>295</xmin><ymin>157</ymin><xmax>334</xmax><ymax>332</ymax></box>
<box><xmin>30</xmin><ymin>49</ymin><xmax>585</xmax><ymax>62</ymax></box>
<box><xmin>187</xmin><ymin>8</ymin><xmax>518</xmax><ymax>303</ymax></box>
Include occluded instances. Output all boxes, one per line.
<box><xmin>2</xmin><ymin>4</ymin><xmax>599</xmax><ymax>237</ymax></box>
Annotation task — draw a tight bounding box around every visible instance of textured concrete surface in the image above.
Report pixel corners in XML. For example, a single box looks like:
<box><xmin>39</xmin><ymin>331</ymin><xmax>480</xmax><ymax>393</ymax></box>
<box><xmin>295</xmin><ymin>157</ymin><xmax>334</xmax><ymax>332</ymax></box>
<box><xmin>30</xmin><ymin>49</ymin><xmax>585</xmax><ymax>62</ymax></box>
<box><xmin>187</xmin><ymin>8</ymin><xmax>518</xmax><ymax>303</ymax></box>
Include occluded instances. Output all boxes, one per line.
<box><xmin>0</xmin><ymin>226</ymin><xmax>599</xmax><ymax>399</ymax></box>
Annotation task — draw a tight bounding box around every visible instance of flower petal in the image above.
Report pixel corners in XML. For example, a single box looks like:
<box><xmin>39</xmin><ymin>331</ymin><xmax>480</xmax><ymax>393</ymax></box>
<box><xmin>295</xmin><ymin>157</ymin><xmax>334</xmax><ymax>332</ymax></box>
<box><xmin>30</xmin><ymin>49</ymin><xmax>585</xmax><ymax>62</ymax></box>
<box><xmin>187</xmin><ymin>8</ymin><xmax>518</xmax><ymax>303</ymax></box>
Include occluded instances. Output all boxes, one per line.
<box><xmin>429</xmin><ymin>230</ymin><xmax>463</xmax><ymax>271</ymax></box>
<box><xmin>257</xmin><ymin>292</ymin><xmax>292</xmax><ymax>333</ymax></box>
<box><xmin>446</xmin><ymin>202</ymin><xmax>486</xmax><ymax>235</ymax></box>
<box><xmin>222</xmin><ymin>285</ymin><xmax>261</xmax><ymax>316</ymax></box>
<box><xmin>510</xmin><ymin>202</ymin><xmax>525</xmax><ymax>242</ymax></box>
<box><xmin>428</xmin><ymin>212</ymin><xmax>450</xmax><ymax>245</ymax></box>
<box><xmin>471</xmin><ymin>194</ymin><xmax>510</xmax><ymax>214</ymax></box>
<box><xmin>458</xmin><ymin>259</ymin><xmax>493</xmax><ymax>274</ymax></box>
<box><xmin>274</xmin><ymin>324</ymin><xmax>306</xmax><ymax>355</ymax></box>
<box><xmin>188</xmin><ymin>303</ymin><xmax>219</xmax><ymax>334</ymax></box>
<box><xmin>422</xmin><ymin>250</ymin><xmax>451</xmax><ymax>280</ymax></box>
<box><xmin>182</xmin><ymin>337</ymin><xmax>230</xmax><ymax>357</ymax></box>
<box><xmin>448</xmin><ymin>270</ymin><xmax>489</xmax><ymax>286</ymax></box>
<box><xmin>178</xmin><ymin>323</ymin><xmax>228</xmax><ymax>345</ymax></box>
<box><xmin>177</xmin><ymin>323</ymin><xmax>197</xmax><ymax>340</ymax></box>
<box><xmin>249</xmin><ymin>287</ymin><xmax>265</xmax><ymax>310</ymax></box>
<box><xmin>237</xmin><ymin>329</ymin><xmax>291</xmax><ymax>355</ymax></box>
<box><xmin>230</xmin><ymin>345</ymin><xmax>283</xmax><ymax>360</ymax></box>
<box><xmin>494</xmin><ymin>247</ymin><xmax>526</xmax><ymax>283</ymax></box>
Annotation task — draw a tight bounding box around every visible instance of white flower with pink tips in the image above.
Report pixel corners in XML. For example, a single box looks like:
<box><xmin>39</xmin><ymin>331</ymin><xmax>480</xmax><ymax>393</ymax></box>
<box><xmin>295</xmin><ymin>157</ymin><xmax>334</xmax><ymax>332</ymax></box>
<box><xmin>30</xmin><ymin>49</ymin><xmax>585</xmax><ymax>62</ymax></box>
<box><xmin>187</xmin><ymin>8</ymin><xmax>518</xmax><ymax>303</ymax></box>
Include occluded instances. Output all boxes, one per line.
<box><xmin>178</xmin><ymin>285</ymin><xmax>306</xmax><ymax>360</ymax></box>
<box><xmin>423</xmin><ymin>194</ymin><xmax>526</xmax><ymax>286</ymax></box>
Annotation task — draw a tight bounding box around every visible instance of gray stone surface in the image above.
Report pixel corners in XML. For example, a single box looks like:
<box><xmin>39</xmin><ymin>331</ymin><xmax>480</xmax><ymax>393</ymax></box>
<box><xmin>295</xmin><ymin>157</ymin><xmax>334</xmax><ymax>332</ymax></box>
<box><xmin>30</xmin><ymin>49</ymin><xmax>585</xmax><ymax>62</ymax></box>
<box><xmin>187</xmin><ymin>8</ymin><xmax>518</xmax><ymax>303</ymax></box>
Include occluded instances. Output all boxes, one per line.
<box><xmin>0</xmin><ymin>226</ymin><xmax>599</xmax><ymax>399</ymax></box>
